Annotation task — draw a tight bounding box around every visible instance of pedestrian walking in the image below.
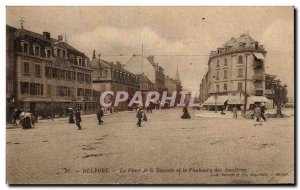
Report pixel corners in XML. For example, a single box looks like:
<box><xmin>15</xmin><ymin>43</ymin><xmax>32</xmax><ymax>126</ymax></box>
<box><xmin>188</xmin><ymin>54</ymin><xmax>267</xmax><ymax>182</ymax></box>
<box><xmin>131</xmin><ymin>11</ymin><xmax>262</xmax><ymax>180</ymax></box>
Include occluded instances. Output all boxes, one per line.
<box><xmin>97</xmin><ymin>107</ymin><xmax>104</xmax><ymax>125</ymax></box>
<box><xmin>232</xmin><ymin>105</ymin><xmax>238</xmax><ymax>118</ymax></box>
<box><xmin>260</xmin><ymin>103</ymin><xmax>267</xmax><ymax>122</ymax></box>
<box><xmin>136</xmin><ymin>108</ymin><xmax>143</xmax><ymax>127</ymax></box>
<box><xmin>20</xmin><ymin>109</ymin><xmax>33</xmax><ymax>129</ymax></box>
<box><xmin>75</xmin><ymin>108</ymin><xmax>82</xmax><ymax>130</ymax></box>
<box><xmin>181</xmin><ymin>105</ymin><xmax>191</xmax><ymax>119</ymax></box>
<box><xmin>143</xmin><ymin>111</ymin><xmax>148</xmax><ymax>121</ymax></box>
<box><xmin>68</xmin><ymin>108</ymin><xmax>75</xmax><ymax>124</ymax></box>
<box><xmin>254</xmin><ymin>104</ymin><xmax>262</xmax><ymax>126</ymax></box>
<box><xmin>240</xmin><ymin>105</ymin><xmax>244</xmax><ymax>115</ymax></box>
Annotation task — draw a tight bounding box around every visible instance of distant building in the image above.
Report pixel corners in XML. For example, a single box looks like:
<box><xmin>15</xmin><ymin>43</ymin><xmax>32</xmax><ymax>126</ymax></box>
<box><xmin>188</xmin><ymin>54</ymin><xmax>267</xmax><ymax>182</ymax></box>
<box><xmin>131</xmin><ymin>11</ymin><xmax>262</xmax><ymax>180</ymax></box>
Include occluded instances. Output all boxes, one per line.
<box><xmin>164</xmin><ymin>65</ymin><xmax>182</xmax><ymax>106</ymax></box>
<box><xmin>200</xmin><ymin>33</ymin><xmax>268</xmax><ymax>110</ymax></box>
<box><xmin>6</xmin><ymin>25</ymin><xmax>97</xmax><ymax>121</ymax></box>
<box><xmin>91</xmin><ymin>52</ymin><xmax>140</xmax><ymax>111</ymax></box>
<box><xmin>123</xmin><ymin>55</ymin><xmax>166</xmax><ymax>96</ymax></box>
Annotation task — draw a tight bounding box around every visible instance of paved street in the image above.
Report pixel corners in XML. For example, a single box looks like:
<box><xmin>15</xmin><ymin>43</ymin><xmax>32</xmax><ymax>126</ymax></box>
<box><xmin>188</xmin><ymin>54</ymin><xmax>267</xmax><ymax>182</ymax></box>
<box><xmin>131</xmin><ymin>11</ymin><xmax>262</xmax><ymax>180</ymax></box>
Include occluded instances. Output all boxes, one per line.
<box><xmin>6</xmin><ymin>108</ymin><xmax>294</xmax><ymax>184</ymax></box>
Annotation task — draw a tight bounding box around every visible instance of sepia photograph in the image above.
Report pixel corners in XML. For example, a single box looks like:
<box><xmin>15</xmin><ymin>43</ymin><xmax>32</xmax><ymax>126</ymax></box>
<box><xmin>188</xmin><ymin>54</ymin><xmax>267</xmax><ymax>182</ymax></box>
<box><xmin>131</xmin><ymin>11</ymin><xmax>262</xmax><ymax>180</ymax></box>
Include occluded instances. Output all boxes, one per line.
<box><xmin>5</xmin><ymin>6</ymin><xmax>295</xmax><ymax>185</ymax></box>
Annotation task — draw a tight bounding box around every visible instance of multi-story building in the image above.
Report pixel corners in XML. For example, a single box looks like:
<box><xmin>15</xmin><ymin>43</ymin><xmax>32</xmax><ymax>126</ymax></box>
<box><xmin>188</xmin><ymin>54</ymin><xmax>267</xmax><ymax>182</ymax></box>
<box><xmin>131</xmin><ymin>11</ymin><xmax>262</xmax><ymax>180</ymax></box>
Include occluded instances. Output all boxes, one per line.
<box><xmin>164</xmin><ymin>65</ymin><xmax>182</xmax><ymax>106</ymax></box>
<box><xmin>123</xmin><ymin>55</ymin><xmax>166</xmax><ymax>96</ymax></box>
<box><xmin>91</xmin><ymin>52</ymin><xmax>140</xmax><ymax>111</ymax></box>
<box><xmin>6</xmin><ymin>25</ymin><xmax>97</xmax><ymax>120</ymax></box>
<box><xmin>200</xmin><ymin>33</ymin><xmax>268</xmax><ymax>110</ymax></box>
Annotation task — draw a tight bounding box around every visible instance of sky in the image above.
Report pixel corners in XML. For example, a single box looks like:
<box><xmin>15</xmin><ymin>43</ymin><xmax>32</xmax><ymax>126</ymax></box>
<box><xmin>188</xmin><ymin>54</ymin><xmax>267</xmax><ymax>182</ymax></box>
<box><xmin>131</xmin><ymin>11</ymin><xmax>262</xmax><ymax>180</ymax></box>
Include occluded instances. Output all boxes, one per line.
<box><xmin>6</xmin><ymin>7</ymin><xmax>294</xmax><ymax>96</ymax></box>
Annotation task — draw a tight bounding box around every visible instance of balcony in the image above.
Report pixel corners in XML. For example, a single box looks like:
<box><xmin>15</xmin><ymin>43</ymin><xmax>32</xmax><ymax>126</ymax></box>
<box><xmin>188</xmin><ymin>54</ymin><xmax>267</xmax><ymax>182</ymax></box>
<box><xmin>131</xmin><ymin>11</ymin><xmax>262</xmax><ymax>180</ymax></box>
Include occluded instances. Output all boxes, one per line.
<box><xmin>253</xmin><ymin>60</ymin><xmax>263</xmax><ymax>69</ymax></box>
<box><xmin>252</xmin><ymin>74</ymin><xmax>264</xmax><ymax>81</ymax></box>
<box><xmin>254</xmin><ymin>90</ymin><xmax>264</xmax><ymax>96</ymax></box>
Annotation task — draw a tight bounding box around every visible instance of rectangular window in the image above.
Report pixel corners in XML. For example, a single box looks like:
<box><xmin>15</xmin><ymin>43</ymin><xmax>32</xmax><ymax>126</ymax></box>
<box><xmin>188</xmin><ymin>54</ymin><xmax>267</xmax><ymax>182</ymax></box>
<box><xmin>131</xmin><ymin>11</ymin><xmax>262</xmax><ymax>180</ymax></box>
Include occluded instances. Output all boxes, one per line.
<box><xmin>82</xmin><ymin>60</ymin><xmax>86</xmax><ymax>67</ymax></box>
<box><xmin>30</xmin><ymin>83</ymin><xmax>36</xmax><ymax>95</ymax></box>
<box><xmin>62</xmin><ymin>50</ymin><xmax>66</xmax><ymax>58</ymax></box>
<box><xmin>36</xmin><ymin>83</ymin><xmax>40</xmax><ymax>95</ymax></box>
<box><xmin>45</xmin><ymin>67</ymin><xmax>51</xmax><ymax>78</ymax></box>
<box><xmin>224</xmin><ymin>70</ymin><xmax>228</xmax><ymax>79</ymax></box>
<box><xmin>52</xmin><ymin>68</ymin><xmax>58</xmax><ymax>78</ymax></box>
<box><xmin>238</xmin><ymin>55</ymin><xmax>243</xmax><ymax>64</ymax></box>
<box><xmin>47</xmin><ymin>85</ymin><xmax>52</xmax><ymax>96</ymax></box>
<box><xmin>46</xmin><ymin>49</ymin><xmax>51</xmax><ymax>58</ymax></box>
<box><xmin>23</xmin><ymin>62</ymin><xmax>30</xmax><ymax>75</ymax></box>
<box><xmin>238</xmin><ymin>82</ymin><xmax>243</xmax><ymax>91</ymax></box>
<box><xmin>216</xmin><ymin>84</ymin><xmax>219</xmax><ymax>92</ymax></box>
<box><xmin>224</xmin><ymin>58</ymin><xmax>228</xmax><ymax>67</ymax></box>
<box><xmin>20</xmin><ymin>82</ymin><xmax>29</xmax><ymax>94</ymax></box>
<box><xmin>41</xmin><ymin>84</ymin><xmax>43</xmax><ymax>95</ymax></box>
<box><xmin>23</xmin><ymin>43</ymin><xmax>29</xmax><ymax>54</ymax></box>
<box><xmin>34</xmin><ymin>46</ymin><xmax>40</xmax><ymax>56</ymax></box>
<box><xmin>238</xmin><ymin>68</ymin><xmax>244</xmax><ymax>78</ymax></box>
<box><xmin>57</xmin><ymin>49</ymin><xmax>61</xmax><ymax>57</ymax></box>
<box><xmin>35</xmin><ymin>64</ymin><xmax>41</xmax><ymax>77</ymax></box>
<box><xmin>216</xmin><ymin>60</ymin><xmax>220</xmax><ymax>68</ymax></box>
<box><xmin>216</xmin><ymin>71</ymin><xmax>219</xmax><ymax>80</ymax></box>
<box><xmin>224</xmin><ymin>84</ymin><xmax>227</xmax><ymax>92</ymax></box>
<box><xmin>59</xmin><ymin>70</ymin><xmax>65</xmax><ymax>79</ymax></box>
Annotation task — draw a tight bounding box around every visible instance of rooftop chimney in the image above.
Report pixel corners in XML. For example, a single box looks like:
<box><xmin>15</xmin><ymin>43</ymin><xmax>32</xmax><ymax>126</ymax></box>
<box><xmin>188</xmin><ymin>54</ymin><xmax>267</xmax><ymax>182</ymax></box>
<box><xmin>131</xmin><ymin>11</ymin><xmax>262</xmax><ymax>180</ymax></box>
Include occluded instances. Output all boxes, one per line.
<box><xmin>43</xmin><ymin>32</ymin><xmax>50</xmax><ymax>40</ymax></box>
<box><xmin>58</xmin><ymin>35</ymin><xmax>63</xmax><ymax>41</ymax></box>
<box><xmin>92</xmin><ymin>50</ymin><xmax>96</xmax><ymax>59</ymax></box>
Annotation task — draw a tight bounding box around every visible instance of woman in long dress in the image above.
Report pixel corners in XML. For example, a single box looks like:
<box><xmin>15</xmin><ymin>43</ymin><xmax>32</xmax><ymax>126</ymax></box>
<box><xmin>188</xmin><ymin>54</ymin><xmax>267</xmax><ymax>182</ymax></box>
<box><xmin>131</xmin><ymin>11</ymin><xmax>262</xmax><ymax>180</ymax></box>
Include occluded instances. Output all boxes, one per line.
<box><xmin>181</xmin><ymin>105</ymin><xmax>191</xmax><ymax>119</ymax></box>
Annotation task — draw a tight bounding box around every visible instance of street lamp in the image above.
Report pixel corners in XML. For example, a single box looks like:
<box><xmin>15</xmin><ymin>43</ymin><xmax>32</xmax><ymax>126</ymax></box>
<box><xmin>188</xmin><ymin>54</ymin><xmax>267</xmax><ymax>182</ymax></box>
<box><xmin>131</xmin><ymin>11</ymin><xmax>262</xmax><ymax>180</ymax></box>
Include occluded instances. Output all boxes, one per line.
<box><xmin>243</xmin><ymin>54</ymin><xmax>249</xmax><ymax>115</ymax></box>
<box><xmin>215</xmin><ymin>84</ymin><xmax>219</xmax><ymax>113</ymax></box>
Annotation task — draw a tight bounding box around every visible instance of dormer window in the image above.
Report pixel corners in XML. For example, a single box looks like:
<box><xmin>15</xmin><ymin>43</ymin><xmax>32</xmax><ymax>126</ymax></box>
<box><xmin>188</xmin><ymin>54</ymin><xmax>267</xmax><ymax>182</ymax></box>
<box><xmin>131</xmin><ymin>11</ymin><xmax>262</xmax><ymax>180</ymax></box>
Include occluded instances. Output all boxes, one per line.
<box><xmin>82</xmin><ymin>59</ymin><xmax>86</xmax><ymax>67</ymax></box>
<box><xmin>57</xmin><ymin>49</ymin><xmax>61</xmax><ymax>57</ymax></box>
<box><xmin>62</xmin><ymin>50</ymin><xmax>66</xmax><ymax>58</ymax></box>
<box><xmin>45</xmin><ymin>48</ymin><xmax>51</xmax><ymax>59</ymax></box>
<box><xmin>33</xmin><ymin>45</ymin><xmax>40</xmax><ymax>57</ymax></box>
<box><xmin>77</xmin><ymin>57</ymin><xmax>82</xmax><ymax>66</ymax></box>
<box><xmin>84</xmin><ymin>59</ymin><xmax>89</xmax><ymax>68</ymax></box>
<box><xmin>21</xmin><ymin>41</ymin><xmax>29</xmax><ymax>54</ymax></box>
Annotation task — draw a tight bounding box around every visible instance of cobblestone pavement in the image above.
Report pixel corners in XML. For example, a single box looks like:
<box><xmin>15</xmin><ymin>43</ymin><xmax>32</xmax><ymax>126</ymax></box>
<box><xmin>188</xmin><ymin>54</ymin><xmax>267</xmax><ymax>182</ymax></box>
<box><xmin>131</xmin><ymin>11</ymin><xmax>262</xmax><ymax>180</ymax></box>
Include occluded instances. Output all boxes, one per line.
<box><xmin>6</xmin><ymin>108</ymin><xmax>294</xmax><ymax>184</ymax></box>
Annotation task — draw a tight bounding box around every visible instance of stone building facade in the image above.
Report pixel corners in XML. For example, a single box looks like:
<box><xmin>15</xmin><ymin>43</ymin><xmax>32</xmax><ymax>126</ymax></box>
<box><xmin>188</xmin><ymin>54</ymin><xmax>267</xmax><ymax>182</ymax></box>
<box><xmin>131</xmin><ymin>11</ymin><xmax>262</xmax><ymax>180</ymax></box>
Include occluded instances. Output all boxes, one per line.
<box><xmin>91</xmin><ymin>52</ymin><xmax>140</xmax><ymax>111</ymax></box>
<box><xmin>6</xmin><ymin>25</ymin><xmax>98</xmax><ymax>120</ymax></box>
<box><xmin>200</xmin><ymin>33</ymin><xmax>267</xmax><ymax>109</ymax></box>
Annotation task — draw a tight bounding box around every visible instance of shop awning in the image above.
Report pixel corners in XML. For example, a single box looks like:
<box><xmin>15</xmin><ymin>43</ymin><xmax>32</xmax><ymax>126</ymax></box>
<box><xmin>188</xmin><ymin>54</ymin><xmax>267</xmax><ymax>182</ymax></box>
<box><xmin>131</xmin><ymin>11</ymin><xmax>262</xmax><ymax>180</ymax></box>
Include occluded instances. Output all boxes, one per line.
<box><xmin>253</xmin><ymin>52</ymin><xmax>265</xmax><ymax>60</ymax></box>
<box><xmin>20</xmin><ymin>97</ymin><xmax>73</xmax><ymax>103</ymax></box>
<box><xmin>202</xmin><ymin>95</ymin><xmax>228</xmax><ymax>106</ymax></box>
<box><xmin>248</xmin><ymin>96</ymin><xmax>270</xmax><ymax>104</ymax></box>
<box><xmin>227</xmin><ymin>94</ymin><xmax>245</xmax><ymax>104</ymax></box>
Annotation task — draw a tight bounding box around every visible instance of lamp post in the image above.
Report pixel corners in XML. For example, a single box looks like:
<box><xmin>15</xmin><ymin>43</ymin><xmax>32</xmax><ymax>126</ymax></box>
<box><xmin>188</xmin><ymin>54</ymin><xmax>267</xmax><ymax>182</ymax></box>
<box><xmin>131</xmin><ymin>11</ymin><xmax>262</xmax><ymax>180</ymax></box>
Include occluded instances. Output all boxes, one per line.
<box><xmin>243</xmin><ymin>54</ymin><xmax>249</xmax><ymax>115</ymax></box>
<box><xmin>215</xmin><ymin>85</ymin><xmax>219</xmax><ymax>113</ymax></box>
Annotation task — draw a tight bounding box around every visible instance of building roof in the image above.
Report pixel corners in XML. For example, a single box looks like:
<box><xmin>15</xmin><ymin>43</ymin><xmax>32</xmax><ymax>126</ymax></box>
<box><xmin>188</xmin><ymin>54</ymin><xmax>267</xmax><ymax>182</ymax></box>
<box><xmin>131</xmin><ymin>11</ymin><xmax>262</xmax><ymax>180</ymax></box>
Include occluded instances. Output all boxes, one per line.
<box><xmin>11</xmin><ymin>25</ymin><xmax>88</xmax><ymax>58</ymax></box>
<box><xmin>100</xmin><ymin>59</ymin><xmax>136</xmax><ymax>76</ymax></box>
<box><xmin>124</xmin><ymin>55</ymin><xmax>161</xmax><ymax>74</ymax></box>
<box><xmin>138</xmin><ymin>74</ymin><xmax>154</xmax><ymax>84</ymax></box>
<box><xmin>222</xmin><ymin>33</ymin><xmax>256</xmax><ymax>49</ymax></box>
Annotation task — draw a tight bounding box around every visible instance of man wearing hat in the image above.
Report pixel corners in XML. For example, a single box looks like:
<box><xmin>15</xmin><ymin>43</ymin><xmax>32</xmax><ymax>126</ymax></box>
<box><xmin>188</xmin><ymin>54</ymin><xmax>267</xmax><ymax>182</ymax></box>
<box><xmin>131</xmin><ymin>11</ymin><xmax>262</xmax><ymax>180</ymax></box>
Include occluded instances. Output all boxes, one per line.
<box><xmin>75</xmin><ymin>108</ymin><xmax>82</xmax><ymax>130</ymax></box>
<box><xmin>136</xmin><ymin>107</ymin><xmax>143</xmax><ymax>127</ymax></box>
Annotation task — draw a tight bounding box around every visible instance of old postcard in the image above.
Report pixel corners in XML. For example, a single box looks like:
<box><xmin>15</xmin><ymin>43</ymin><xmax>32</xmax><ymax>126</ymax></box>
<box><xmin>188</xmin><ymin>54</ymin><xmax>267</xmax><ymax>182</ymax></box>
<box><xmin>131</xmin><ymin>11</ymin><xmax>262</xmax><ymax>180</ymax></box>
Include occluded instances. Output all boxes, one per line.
<box><xmin>6</xmin><ymin>6</ymin><xmax>294</xmax><ymax>184</ymax></box>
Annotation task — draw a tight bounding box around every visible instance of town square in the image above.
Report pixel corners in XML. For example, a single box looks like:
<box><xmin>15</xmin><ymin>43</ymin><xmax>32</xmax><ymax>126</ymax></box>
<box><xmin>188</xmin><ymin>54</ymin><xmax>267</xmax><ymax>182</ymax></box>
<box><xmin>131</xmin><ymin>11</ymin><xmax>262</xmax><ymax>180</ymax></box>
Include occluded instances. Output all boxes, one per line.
<box><xmin>5</xmin><ymin>7</ymin><xmax>294</xmax><ymax>184</ymax></box>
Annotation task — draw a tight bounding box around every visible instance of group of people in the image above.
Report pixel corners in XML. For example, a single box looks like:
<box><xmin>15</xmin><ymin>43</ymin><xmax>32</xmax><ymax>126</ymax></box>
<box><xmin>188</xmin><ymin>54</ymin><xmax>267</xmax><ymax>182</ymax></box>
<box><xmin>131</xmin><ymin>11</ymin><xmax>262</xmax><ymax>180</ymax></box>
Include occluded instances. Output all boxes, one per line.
<box><xmin>136</xmin><ymin>108</ymin><xmax>148</xmax><ymax>127</ymax></box>
<box><xmin>231</xmin><ymin>103</ymin><xmax>267</xmax><ymax>124</ymax></box>
<box><xmin>254</xmin><ymin>103</ymin><xmax>267</xmax><ymax>123</ymax></box>
<box><xmin>68</xmin><ymin>108</ymin><xmax>82</xmax><ymax>130</ymax></box>
<box><xmin>12</xmin><ymin>109</ymin><xmax>36</xmax><ymax>129</ymax></box>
